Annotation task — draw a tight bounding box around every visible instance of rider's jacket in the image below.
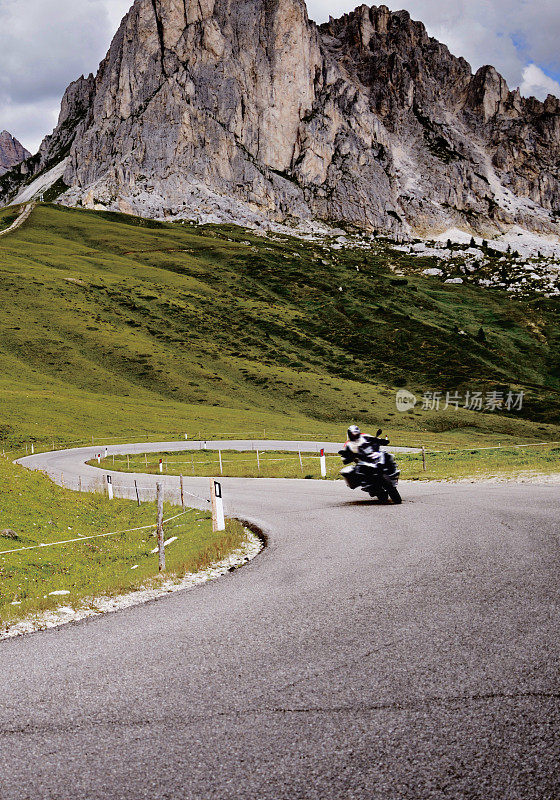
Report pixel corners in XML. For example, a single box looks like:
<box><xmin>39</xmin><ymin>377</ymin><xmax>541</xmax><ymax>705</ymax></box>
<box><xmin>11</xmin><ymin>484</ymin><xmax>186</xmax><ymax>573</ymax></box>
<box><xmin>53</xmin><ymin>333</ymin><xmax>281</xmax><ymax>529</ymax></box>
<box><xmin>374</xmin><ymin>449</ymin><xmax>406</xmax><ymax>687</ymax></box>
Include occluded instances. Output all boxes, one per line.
<box><xmin>338</xmin><ymin>434</ymin><xmax>390</xmax><ymax>465</ymax></box>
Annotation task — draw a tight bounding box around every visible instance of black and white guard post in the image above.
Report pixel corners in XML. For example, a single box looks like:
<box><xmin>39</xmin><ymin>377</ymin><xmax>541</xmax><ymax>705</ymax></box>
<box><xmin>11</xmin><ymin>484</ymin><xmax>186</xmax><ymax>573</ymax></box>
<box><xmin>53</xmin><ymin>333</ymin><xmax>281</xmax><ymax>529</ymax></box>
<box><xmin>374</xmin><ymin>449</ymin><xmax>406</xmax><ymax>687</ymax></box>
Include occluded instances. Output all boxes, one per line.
<box><xmin>320</xmin><ymin>448</ymin><xmax>327</xmax><ymax>478</ymax></box>
<box><xmin>156</xmin><ymin>482</ymin><xmax>165</xmax><ymax>572</ymax></box>
<box><xmin>106</xmin><ymin>475</ymin><xmax>114</xmax><ymax>500</ymax></box>
<box><xmin>210</xmin><ymin>479</ymin><xmax>226</xmax><ymax>532</ymax></box>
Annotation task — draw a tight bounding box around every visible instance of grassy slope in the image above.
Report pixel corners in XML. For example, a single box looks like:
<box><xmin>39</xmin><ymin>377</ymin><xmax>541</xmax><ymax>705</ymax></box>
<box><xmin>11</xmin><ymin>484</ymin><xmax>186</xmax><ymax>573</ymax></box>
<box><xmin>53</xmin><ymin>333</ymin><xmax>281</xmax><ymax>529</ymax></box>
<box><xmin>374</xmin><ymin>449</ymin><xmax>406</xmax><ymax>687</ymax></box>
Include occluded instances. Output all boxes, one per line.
<box><xmin>0</xmin><ymin>203</ymin><xmax>559</xmax><ymax>452</ymax></box>
<box><xmin>0</xmin><ymin>458</ymin><xmax>245</xmax><ymax>626</ymax></box>
<box><xmin>1</xmin><ymin>203</ymin><xmax>559</xmax><ymax>624</ymax></box>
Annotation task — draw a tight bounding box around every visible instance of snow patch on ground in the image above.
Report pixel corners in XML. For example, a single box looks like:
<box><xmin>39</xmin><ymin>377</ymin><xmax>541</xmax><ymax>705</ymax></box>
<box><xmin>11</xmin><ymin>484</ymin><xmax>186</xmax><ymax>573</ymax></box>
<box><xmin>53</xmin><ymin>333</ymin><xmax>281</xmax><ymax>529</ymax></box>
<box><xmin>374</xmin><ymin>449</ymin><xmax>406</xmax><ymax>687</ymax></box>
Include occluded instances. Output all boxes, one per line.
<box><xmin>1</xmin><ymin>529</ymin><xmax>263</xmax><ymax>641</ymax></box>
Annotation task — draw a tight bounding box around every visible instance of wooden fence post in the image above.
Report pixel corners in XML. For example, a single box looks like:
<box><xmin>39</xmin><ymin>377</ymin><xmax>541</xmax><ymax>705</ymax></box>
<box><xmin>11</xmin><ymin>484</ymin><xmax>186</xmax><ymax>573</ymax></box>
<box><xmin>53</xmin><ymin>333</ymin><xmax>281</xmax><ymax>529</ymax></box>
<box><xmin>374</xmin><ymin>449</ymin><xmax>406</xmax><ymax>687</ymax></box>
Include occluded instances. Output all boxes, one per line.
<box><xmin>156</xmin><ymin>483</ymin><xmax>165</xmax><ymax>572</ymax></box>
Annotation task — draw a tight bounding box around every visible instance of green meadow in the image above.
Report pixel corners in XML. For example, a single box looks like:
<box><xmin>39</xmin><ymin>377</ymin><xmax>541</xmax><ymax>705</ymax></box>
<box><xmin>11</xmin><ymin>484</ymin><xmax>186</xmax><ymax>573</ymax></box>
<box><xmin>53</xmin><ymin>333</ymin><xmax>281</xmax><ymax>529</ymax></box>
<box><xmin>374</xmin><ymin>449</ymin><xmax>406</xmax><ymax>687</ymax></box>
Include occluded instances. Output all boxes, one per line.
<box><xmin>1</xmin><ymin>202</ymin><xmax>559</xmax><ymax>625</ymax></box>
<box><xmin>0</xmin><ymin>457</ymin><xmax>246</xmax><ymax>628</ymax></box>
<box><xmin>1</xmin><ymin>202</ymin><xmax>559</xmax><ymax>451</ymax></box>
<box><xmin>95</xmin><ymin>443</ymin><xmax>560</xmax><ymax>482</ymax></box>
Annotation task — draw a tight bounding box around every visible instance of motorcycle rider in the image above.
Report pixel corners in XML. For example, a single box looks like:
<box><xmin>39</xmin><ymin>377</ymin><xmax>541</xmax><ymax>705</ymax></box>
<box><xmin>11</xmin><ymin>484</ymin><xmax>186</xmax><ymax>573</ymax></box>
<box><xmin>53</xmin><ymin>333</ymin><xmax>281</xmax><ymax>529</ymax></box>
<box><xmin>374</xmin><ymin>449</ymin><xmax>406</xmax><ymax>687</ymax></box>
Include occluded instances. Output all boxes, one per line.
<box><xmin>338</xmin><ymin>426</ymin><xmax>390</xmax><ymax>465</ymax></box>
<box><xmin>339</xmin><ymin>425</ymin><xmax>401</xmax><ymax>504</ymax></box>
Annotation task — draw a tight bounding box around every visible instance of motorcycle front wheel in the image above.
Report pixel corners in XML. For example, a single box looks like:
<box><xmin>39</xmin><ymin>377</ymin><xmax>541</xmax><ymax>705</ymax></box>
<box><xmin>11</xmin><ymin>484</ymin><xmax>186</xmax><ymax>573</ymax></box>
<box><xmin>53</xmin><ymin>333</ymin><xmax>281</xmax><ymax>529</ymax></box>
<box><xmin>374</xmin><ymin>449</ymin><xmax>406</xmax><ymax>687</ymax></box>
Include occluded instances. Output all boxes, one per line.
<box><xmin>387</xmin><ymin>485</ymin><xmax>402</xmax><ymax>504</ymax></box>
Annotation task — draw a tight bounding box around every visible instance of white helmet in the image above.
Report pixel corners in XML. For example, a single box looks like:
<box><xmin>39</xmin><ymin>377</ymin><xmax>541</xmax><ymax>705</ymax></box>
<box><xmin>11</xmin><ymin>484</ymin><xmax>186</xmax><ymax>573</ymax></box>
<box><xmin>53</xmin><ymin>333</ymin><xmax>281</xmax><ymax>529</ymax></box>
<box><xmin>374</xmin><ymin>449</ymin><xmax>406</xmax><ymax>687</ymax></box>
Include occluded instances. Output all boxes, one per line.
<box><xmin>347</xmin><ymin>425</ymin><xmax>361</xmax><ymax>442</ymax></box>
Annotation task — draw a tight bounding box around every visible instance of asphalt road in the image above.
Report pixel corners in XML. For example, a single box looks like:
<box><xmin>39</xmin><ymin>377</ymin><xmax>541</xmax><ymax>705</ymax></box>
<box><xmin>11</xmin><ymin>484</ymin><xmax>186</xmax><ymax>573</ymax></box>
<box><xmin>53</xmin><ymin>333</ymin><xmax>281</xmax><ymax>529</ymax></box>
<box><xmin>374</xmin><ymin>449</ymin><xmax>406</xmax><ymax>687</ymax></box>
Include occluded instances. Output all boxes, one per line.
<box><xmin>2</xmin><ymin>442</ymin><xmax>559</xmax><ymax>799</ymax></box>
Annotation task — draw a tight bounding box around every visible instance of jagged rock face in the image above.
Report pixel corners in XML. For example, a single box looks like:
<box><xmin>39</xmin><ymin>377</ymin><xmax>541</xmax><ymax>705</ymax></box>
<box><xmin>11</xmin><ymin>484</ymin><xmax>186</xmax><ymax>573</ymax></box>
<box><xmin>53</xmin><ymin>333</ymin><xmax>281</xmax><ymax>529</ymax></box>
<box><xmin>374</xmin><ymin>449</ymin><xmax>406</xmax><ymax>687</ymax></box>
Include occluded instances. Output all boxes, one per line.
<box><xmin>0</xmin><ymin>132</ymin><xmax>30</xmax><ymax>176</ymax></box>
<box><xmin>3</xmin><ymin>1</ymin><xmax>560</xmax><ymax>236</ymax></box>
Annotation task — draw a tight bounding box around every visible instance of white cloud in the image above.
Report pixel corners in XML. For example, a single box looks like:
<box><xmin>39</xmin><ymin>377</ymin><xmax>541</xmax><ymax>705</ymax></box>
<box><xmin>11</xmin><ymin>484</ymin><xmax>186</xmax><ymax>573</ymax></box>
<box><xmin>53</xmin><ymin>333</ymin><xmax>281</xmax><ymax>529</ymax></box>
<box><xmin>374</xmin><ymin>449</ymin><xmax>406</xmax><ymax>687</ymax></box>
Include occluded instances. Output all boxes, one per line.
<box><xmin>0</xmin><ymin>0</ymin><xmax>132</xmax><ymax>153</ymax></box>
<box><xmin>307</xmin><ymin>0</ymin><xmax>560</xmax><ymax>94</ymax></box>
<box><xmin>519</xmin><ymin>63</ymin><xmax>560</xmax><ymax>101</ymax></box>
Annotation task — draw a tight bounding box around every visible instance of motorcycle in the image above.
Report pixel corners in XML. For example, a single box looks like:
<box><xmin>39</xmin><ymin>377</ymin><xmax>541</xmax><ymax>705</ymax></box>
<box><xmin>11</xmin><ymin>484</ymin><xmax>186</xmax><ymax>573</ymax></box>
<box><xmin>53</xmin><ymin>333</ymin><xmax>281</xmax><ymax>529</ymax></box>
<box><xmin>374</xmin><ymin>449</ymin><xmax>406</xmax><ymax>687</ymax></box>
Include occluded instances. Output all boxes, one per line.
<box><xmin>339</xmin><ymin>430</ymin><xmax>402</xmax><ymax>504</ymax></box>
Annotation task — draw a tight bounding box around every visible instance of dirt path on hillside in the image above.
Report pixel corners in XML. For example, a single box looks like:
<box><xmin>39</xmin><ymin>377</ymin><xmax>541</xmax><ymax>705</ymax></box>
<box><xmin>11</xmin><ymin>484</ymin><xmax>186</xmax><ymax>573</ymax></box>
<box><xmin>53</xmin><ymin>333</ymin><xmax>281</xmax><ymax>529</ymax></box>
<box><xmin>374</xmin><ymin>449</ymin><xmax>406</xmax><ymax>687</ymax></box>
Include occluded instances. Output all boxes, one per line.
<box><xmin>0</xmin><ymin>203</ymin><xmax>35</xmax><ymax>238</ymax></box>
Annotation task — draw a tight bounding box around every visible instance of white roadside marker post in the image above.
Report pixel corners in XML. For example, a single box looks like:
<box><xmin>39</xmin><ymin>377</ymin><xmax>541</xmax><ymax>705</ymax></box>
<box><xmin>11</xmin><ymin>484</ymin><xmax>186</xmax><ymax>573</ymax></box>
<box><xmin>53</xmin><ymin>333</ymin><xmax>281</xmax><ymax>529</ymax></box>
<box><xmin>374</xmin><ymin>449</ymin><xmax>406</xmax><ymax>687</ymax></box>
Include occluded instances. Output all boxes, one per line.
<box><xmin>210</xmin><ymin>479</ymin><xmax>226</xmax><ymax>532</ymax></box>
<box><xmin>256</xmin><ymin>450</ymin><xmax>261</xmax><ymax>472</ymax></box>
<box><xmin>320</xmin><ymin>448</ymin><xmax>327</xmax><ymax>478</ymax></box>
<box><xmin>97</xmin><ymin>453</ymin><xmax>101</xmax><ymax>464</ymax></box>
<box><xmin>156</xmin><ymin>483</ymin><xmax>165</xmax><ymax>572</ymax></box>
<box><xmin>422</xmin><ymin>446</ymin><xmax>427</xmax><ymax>472</ymax></box>
<box><xmin>180</xmin><ymin>475</ymin><xmax>185</xmax><ymax>510</ymax></box>
<box><xmin>31</xmin><ymin>444</ymin><xmax>34</xmax><ymax>455</ymax></box>
<box><xmin>219</xmin><ymin>450</ymin><xmax>223</xmax><ymax>475</ymax></box>
<box><xmin>159</xmin><ymin>459</ymin><xmax>163</xmax><ymax>474</ymax></box>
<box><xmin>299</xmin><ymin>451</ymin><xmax>303</xmax><ymax>473</ymax></box>
<box><xmin>107</xmin><ymin>475</ymin><xmax>114</xmax><ymax>500</ymax></box>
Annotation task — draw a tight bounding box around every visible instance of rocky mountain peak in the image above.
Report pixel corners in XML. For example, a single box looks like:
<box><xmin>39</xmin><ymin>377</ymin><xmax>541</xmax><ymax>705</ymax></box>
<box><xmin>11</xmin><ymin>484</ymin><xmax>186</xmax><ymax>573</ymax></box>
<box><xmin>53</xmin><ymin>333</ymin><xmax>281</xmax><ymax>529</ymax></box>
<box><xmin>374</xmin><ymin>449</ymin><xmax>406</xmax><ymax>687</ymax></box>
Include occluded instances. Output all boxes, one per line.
<box><xmin>2</xmin><ymin>0</ymin><xmax>560</xmax><ymax>239</ymax></box>
<box><xmin>0</xmin><ymin>131</ymin><xmax>31</xmax><ymax>177</ymax></box>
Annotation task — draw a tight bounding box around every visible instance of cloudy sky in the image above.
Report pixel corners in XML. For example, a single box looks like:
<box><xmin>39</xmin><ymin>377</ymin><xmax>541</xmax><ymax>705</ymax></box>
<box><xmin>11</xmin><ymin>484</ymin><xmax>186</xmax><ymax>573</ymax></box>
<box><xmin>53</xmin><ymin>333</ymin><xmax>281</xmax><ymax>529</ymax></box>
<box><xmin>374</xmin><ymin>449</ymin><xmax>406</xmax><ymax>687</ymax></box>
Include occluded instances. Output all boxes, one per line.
<box><xmin>1</xmin><ymin>0</ymin><xmax>560</xmax><ymax>154</ymax></box>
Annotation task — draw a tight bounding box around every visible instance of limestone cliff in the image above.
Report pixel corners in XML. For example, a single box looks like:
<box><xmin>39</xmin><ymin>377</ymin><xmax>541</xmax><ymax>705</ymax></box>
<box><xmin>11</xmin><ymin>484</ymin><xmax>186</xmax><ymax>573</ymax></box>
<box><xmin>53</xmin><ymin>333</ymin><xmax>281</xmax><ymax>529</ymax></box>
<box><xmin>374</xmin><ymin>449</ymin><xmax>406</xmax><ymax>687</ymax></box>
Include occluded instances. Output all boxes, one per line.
<box><xmin>0</xmin><ymin>132</ymin><xmax>30</xmax><ymax>177</ymax></box>
<box><xmin>3</xmin><ymin>1</ymin><xmax>560</xmax><ymax>237</ymax></box>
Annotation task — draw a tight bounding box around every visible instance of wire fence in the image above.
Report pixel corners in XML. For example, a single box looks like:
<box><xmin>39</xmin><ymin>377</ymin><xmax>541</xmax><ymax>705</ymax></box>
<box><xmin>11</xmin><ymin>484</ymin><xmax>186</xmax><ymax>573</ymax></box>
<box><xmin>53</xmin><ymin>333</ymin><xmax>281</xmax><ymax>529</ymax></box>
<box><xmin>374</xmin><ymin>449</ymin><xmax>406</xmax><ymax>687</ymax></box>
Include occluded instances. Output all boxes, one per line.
<box><xmin>0</xmin><ymin>509</ymin><xmax>192</xmax><ymax>557</ymax></box>
<box><xmin>1</xmin><ymin>428</ymin><xmax>475</xmax><ymax>462</ymax></box>
<box><xmin>92</xmin><ymin>440</ymin><xmax>560</xmax><ymax>480</ymax></box>
<box><xmin>0</xmin><ymin>505</ymin><xmax>228</xmax><ymax>626</ymax></box>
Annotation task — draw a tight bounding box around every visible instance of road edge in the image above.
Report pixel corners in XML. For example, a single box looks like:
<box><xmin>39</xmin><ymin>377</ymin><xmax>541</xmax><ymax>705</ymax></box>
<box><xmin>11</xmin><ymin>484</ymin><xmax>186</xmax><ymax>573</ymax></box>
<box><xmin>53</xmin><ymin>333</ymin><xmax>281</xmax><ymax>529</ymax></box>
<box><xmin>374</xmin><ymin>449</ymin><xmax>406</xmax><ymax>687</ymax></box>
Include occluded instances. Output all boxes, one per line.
<box><xmin>1</xmin><ymin>524</ymin><xmax>265</xmax><ymax>642</ymax></box>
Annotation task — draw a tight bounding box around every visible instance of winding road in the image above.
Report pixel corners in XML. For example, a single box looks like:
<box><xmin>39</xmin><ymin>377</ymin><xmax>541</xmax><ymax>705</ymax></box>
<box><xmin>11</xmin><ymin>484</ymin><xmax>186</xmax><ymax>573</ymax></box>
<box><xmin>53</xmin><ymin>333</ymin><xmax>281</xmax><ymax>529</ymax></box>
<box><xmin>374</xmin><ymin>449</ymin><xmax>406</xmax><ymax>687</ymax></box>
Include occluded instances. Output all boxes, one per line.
<box><xmin>2</xmin><ymin>441</ymin><xmax>559</xmax><ymax>799</ymax></box>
